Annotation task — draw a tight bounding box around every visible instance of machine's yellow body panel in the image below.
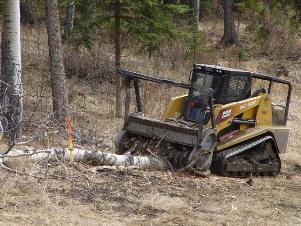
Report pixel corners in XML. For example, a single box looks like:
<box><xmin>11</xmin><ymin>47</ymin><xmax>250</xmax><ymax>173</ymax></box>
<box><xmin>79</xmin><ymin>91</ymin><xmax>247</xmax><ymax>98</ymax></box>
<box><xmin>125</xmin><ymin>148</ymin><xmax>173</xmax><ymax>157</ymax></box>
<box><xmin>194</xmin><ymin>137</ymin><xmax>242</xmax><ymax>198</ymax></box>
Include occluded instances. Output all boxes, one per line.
<box><xmin>161</xmin><ymin>93</ymin><xmax>274</xmax><ymax>132</ymax></box>
<box><xmin>256</xmin><ymin>94</ymin><xmax>273</xmax><ymax>126</ymax></box>
<box><xmin>217</xmin><ymin>125</ymin><xmax>290</xmax><ymax>153</ymax></box>
<box><xmin>161</xmin><ymin>95</ymin><xmax>187</xmax><ymax>122</ymax></box>
<box><xmin>159</xmin><ymin>92</ymin><xmax>289</xmax><ymax>152</ymax></box>
<box><xmin>214</xmin><ymin>95</ymin><xmax>262</xmax><ymax>133</ymax></box>
<box><xmin>217</xmin><ymin>127</ymin><xmax>268</xmax><ymax>151</ymax></box>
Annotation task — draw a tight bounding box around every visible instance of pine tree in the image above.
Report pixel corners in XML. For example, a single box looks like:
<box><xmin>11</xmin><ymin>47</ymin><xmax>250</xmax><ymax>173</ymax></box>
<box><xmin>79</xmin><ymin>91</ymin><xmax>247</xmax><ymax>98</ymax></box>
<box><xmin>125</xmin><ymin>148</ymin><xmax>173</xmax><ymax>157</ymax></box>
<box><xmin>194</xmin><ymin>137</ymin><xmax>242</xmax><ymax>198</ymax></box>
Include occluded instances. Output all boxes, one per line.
<box><xmin>72</xmin><ymin>0</ymin><xmax>188</xmax><ymax>116</ymax></box>
<box><xmin>221</xmin><ymin>0</ymin><xmax>240</xmax><ymax>46</ymax></box>
<box><xmin>115</xmin><ymin>0</ymin><xmax>121</xmax><ymax>117</ymax></box>
<box><xmin>64</xmin><ymin>1</ymin><xmax>75</xmax><ymax>39</ymax></box>
<box><xmin>45</xmin><ymin>0</ymin><xmax>69</xmax><ymax>123</ymax></box>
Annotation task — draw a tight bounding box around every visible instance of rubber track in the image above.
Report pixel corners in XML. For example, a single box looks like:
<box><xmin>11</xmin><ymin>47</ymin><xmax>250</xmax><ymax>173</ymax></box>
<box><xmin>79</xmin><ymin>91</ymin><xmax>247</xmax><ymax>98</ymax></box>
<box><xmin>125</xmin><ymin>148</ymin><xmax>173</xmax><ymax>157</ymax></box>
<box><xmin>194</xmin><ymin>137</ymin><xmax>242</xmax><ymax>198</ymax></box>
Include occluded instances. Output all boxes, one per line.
<box><xmin>211</xmin><ymin>135</ymin><xmax>281</xmax><ymax>177</ymax></box>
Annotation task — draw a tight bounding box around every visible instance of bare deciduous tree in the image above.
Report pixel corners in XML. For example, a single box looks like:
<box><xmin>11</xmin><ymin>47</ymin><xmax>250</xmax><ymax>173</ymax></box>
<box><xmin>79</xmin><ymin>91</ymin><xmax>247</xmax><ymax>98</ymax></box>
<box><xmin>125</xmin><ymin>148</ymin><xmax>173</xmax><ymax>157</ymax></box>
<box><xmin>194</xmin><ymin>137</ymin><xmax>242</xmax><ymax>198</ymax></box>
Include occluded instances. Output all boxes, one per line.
<box><xmin>45</xmin><ymin>0</ymin><xmax>68</xmax><ymax>123</ymax></box>
<box><xmin>1</xmin><ymin>0</ymin><xmax>23</xmax><ymax>139</ymax></box>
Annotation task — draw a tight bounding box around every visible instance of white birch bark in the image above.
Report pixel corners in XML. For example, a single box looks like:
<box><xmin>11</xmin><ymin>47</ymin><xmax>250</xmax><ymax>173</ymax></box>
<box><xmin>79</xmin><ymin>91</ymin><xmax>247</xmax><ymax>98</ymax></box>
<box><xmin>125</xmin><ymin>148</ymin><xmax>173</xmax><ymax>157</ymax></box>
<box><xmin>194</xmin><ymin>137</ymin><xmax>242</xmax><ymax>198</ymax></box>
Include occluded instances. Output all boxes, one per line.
<box><xmin>1</xmin><ymin>0</ymin><xmax>23</xmax><ymax>139</ymax></box>
<box><xmin>3</xmin><ymin>148</ymin><xmax>169</xmax><ymax>170</ymax></box>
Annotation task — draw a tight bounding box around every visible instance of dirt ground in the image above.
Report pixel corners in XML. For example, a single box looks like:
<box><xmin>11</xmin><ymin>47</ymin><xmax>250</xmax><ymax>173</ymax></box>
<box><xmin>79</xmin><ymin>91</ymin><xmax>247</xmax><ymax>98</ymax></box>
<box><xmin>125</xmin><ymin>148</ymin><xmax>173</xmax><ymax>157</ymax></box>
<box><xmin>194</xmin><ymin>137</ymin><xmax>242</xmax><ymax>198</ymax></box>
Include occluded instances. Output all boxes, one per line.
<box><xmin>0</xmin><ymin>154</ymin><xmax>300</xmax><ymax>226</ymax></box>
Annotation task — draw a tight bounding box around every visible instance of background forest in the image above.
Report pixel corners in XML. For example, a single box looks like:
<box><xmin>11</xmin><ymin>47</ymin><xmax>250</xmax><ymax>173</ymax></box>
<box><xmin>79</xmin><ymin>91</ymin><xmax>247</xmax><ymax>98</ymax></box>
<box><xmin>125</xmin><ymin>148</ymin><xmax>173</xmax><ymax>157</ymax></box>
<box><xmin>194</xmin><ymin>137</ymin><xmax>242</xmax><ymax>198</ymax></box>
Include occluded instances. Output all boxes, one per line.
<box><xmin>4</xmin><ymin>0</ymin><xmax>299</xmax><ymax>139</ymax></box>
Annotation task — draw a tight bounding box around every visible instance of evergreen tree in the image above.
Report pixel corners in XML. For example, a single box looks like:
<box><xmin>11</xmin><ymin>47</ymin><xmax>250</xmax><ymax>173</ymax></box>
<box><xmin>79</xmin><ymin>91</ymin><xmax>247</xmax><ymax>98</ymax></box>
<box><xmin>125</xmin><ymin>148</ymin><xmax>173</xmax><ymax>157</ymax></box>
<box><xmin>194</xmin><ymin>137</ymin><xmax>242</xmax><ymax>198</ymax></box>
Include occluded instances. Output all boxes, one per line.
<box><xmin>68</xmin><ymin>0</ymin><xmax>188</xmax><ymax>116</ymax></box>
<box><xmin>46</xmin><ymin>0</ymin><xmax>69</xmax><ymax>123</ymax></box>
<box><xmin>221</xmin><ymin>0</ymin><xmax>240</xmax><ymax>46</ymax></box>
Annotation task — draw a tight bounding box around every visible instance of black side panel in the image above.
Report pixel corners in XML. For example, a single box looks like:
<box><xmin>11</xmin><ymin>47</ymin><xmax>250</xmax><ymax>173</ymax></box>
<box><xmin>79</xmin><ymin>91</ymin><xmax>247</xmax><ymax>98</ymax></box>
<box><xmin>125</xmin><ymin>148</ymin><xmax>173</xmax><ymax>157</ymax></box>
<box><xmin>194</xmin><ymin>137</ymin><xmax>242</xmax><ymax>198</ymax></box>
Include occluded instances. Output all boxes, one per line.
<box><xmin>125</xmin><ymin>114</ymin><xmax>198</xmax><ymax>147</ymax></box>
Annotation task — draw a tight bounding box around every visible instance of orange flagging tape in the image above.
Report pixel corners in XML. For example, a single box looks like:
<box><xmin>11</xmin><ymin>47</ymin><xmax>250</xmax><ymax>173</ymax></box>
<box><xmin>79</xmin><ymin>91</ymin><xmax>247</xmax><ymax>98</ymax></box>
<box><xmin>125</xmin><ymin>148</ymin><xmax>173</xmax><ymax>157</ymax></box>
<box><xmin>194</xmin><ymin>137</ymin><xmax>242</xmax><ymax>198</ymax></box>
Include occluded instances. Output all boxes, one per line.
<box><xmin>66</xmin><ymin>115</ymin><xmax>73</xmax><ymax>161</ymax></box>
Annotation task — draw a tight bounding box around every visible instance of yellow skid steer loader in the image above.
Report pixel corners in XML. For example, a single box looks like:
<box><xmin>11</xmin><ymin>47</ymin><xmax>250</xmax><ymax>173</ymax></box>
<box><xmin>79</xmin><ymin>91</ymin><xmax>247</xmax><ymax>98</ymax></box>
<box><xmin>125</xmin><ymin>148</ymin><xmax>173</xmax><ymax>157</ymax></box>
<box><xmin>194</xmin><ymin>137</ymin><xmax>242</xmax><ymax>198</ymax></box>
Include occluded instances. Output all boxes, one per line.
<box><xmin>115</xmin><ymin>64</ymin><xmax>292</xmax><ymax>176</ymax></box>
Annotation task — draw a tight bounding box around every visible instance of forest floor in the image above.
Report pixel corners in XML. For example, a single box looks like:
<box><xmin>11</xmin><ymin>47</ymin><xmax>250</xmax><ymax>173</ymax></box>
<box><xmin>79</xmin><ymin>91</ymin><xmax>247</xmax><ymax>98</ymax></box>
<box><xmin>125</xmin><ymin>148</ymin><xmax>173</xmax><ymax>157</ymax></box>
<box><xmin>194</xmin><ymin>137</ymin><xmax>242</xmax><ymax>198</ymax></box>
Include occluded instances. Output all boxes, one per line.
<box><xmin>0</xmin><ymin>25</ymin><xmax>300</xmax><ymax>226</ymax></box>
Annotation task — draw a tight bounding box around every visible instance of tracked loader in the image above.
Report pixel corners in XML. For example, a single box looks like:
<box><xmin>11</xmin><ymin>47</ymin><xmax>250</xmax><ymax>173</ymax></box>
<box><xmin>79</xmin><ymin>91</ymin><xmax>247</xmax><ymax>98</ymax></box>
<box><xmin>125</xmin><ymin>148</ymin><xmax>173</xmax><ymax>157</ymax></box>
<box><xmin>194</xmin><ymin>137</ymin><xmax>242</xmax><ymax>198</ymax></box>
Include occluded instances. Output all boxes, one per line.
<box><xmin>115</xmin><ymin>64</ymin><xmax>292</xmax><ymax>176</ymax></box>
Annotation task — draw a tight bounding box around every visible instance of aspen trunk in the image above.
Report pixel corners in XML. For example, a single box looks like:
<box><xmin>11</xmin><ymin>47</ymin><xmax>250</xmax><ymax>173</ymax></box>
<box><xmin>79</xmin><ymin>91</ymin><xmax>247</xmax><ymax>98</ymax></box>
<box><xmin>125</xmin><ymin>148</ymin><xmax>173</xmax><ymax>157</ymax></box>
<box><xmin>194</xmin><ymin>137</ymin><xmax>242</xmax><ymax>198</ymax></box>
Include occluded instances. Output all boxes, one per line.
<box><xmin>1</xmin><ymin>0</ymin><xmax>23</xmax><ymax>139</ymax></box>
<box><xmin>45</xmin><ymin>0</ymin><xmax>68</xmax><ymax>123</ymax></box>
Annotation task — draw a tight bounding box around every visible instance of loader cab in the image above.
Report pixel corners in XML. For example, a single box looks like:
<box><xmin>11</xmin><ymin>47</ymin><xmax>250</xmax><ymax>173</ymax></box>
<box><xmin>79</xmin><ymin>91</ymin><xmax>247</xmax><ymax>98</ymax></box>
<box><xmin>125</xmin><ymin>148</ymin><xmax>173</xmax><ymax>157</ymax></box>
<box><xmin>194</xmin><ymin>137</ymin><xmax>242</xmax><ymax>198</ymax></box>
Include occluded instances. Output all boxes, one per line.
<box><xmin>185</xmin><ymin>64</ymin><xmax>252</xmax><ymax>122</ymax></box>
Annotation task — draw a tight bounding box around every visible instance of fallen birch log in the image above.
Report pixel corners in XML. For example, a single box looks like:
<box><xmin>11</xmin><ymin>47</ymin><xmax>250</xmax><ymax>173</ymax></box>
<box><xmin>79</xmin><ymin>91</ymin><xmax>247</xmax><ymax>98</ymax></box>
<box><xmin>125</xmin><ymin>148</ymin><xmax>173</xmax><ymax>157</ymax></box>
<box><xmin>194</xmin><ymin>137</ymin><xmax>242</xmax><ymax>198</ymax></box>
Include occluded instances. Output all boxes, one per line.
<box><xmin>1</xmin><ymin>148</ymin><xmax>169</xmax><ymax>170</ymax></box>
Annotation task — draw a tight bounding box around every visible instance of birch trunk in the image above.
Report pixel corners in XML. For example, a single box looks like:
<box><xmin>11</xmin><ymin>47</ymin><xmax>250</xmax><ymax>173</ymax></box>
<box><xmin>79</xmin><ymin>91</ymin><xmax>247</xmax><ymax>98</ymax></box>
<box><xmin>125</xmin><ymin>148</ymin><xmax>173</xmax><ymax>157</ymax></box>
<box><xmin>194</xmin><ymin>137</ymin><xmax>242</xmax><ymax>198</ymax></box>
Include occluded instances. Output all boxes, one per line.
<box><xmin>3</xmin><ymin>148</ymin><xmax>169</xmax><ymax>170</ymax></box>
<box><xmin>45</xmin><ymin>0</ymin><xmax>68</xmax><ymax>123</ymax></box>
<box><xmin>1</xmin><ymin>0</ymin><xmax>23</xmax><ymax>139</ymax></box>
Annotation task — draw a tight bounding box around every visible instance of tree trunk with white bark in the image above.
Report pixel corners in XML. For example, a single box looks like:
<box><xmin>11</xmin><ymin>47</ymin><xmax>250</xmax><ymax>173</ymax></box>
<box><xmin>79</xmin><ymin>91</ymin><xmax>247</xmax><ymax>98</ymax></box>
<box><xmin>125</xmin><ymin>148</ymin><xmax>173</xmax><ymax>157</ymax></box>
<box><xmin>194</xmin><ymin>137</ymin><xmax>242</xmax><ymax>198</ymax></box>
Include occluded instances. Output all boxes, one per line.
<box><xmin>1</xmin><ymin>0</ymin><xmax>23</xmax><ymax>139</ymax></box>
<box><xmin>45</xmin><ymin>0</ymin><xmax>68</xmax><ymax>123</ymax></box>
<box><xmin>2</xmin><ymin>148</ymin><xmax>169</xmax><ymax>170</ymax></box>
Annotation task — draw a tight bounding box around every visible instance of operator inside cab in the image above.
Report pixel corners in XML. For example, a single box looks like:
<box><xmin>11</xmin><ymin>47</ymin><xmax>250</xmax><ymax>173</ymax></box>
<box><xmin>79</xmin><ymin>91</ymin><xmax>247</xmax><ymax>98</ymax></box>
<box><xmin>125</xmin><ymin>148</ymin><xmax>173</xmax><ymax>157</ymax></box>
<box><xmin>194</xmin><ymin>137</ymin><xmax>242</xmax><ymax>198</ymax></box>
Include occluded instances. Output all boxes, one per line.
<box><xmin>189</xmin><ymin>96</ymin><xmax>205</xmax><ymax>122</ymax></box>
<box><xmin>186</xmin><ymin>72</ymin><xmax>215</xmax><ymax>123</ymax></box>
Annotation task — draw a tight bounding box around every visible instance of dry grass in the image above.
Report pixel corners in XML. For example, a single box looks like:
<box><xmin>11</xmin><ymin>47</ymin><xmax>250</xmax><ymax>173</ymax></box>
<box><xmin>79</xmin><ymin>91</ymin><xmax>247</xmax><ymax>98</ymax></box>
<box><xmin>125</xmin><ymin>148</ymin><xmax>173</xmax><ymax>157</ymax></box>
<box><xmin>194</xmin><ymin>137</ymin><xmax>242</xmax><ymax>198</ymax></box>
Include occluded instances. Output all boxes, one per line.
<box><xmin>0</xmin><ymin>162</ymin><xmax>300</xmax><ymax>226</ymax></box>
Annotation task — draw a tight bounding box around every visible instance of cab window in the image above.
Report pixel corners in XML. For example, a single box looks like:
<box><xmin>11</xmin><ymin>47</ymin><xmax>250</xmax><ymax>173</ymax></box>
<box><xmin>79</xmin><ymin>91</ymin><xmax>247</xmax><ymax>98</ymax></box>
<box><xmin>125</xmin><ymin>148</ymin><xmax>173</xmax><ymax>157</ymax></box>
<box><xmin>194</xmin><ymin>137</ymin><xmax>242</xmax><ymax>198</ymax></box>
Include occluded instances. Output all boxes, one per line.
<box><xmin>226</xmin><ymin>75</ymin><xmax>251</xmax><ymax>103</ymax></box>
<box><xmin>192</xmin><ymin>73</ymin><xmax>213</xmax><ymax>96</ymax></box>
